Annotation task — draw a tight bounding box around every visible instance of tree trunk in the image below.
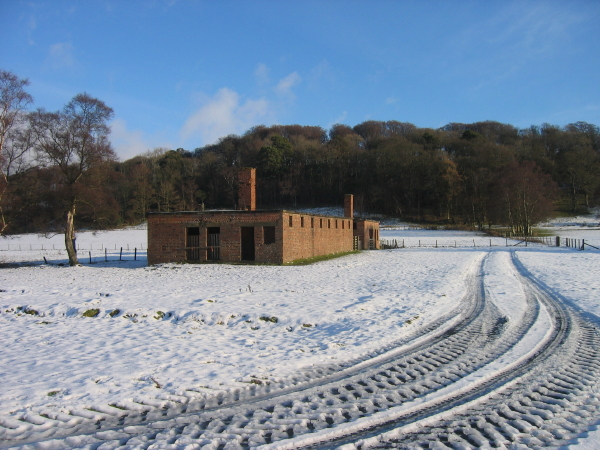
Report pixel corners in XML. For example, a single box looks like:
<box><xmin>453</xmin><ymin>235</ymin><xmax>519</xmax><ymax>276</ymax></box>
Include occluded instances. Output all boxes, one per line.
<box><xmin>65</xmin><ymin>203</ymin><xmax>79</xmax><ymax>266</ymax></box>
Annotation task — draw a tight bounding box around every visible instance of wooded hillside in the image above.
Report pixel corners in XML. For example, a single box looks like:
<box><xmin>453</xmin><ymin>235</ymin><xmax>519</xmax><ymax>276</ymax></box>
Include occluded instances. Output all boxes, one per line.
<box><xmin>6</xmin><ymin>120</ymin><xmax>600</xmax><ymax>236</ymax></box>
<box><xmin>3</xmin><ymin>71</ymin><xmax>599</xmax><ymax>237</ymax></box>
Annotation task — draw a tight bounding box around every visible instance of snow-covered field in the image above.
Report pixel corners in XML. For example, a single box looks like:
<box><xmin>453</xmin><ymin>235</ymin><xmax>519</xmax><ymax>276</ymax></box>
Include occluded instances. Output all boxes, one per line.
<box><xmin>1</xmin><ymin>218</ymin><xmax>599</xmax><ymax>447</ymax></box>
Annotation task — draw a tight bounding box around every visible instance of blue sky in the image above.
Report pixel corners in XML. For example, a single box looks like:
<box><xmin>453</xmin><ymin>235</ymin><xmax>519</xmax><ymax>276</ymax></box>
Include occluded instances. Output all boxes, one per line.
<box><xmin>1</xmin><ymin>0</ymin><xmax>599</xmax><ymax>160</ymax></box>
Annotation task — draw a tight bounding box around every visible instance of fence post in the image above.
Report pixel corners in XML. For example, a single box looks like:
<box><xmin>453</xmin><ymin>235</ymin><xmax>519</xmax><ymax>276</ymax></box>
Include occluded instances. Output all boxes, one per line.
<box><xmin>556</xmin><ymin>236</ymin><xmax>560</xmax><ymax>247</ymax></box>
<box><xmin>134</xmin><ymin>248</ymin><xmax>137</xmax><ymax>261</ymax></box>
<box><xmin>120</xmin><ymin>247</ymin><xmax>123</xmax><ymax>261</ymax></box>
<box><xmin>105</xmin><ymin>248</ymin><xmax>107</xmax><ymax>262</ymax></box>
<box><xmin>89</xmin><ymin>251</ymin><xmax>92</xmax><ymax>264</ymax></box>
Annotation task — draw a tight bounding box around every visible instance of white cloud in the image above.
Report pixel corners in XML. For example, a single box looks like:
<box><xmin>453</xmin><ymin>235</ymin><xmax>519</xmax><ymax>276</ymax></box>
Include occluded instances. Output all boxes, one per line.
<box><xmin>27</xmin><ymin>15</ymin><xmax>36</xmax><ymax>45</ymax></box>
<box><xmin>254</xmin><ymin>63</ymin><xmax>270</xmax><ymax>85</ymax></box>
<box><xmin>308</xmin><ymin>60</ymin><xmax>335</xmax><ymax>89</ymax></box>
<box><xmin>274</xmin><ymin>72</ymin><xmax>301</xmax><ymax>99</ymax></box>
<box><xmin>45</xmin><ymin>42</ymin><xmax>76</xmax><ymax>70</ymax></box>
<box><xmin>110</xmin><ymin>118</ymin><xmax>168</xmax><ymax>161</ymax></box>
<box><xmin>327</xmin><ymin>111</ymin><xmax>348</xmax><ymax>129</ymax></box>
<box><xmin>180</xmin><ymin>88</ymin><xmax>273</xmax><ymax>146</ymax></box>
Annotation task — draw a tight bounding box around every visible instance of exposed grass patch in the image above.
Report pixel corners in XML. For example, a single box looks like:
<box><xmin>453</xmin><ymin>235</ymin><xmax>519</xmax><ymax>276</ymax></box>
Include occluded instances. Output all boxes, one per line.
<box><xmin>405</xmin><ymin>315</ymin><xmax>420</xmax><ymax>325</ymax></box>
<box><xmin>108</xmin><ymin>403</ymin><xmax>127</xmax><ymax>410</ymax></box>
<box><xmin>259</xmin><ymin>316</ymin><xmax>278</xmax><ymax>323</ymax></box>
<box><xmin>285</xmin><ymin>250</ymin><xmax>360</xmax><ymax>266</ymax></box>
<box><xmin>47</xmin><ymin>390</ymin><xmax>60</xmax><ymax>397</ymax></box>
<box><xmin>82</xmin><ymin>308</ymin><xmax>100</xmax><ymax>318</ymax></box>
<box><xmin>154</xmin><ymin>311</ymin><xmax>165</xmax><ymax>320</ymax></box>
<box><xmin>109</xmin><ymin>309</ymin><xmax>120</xmax><ymax>318</ymax></box>
<box><xmin>24</xmin><ymin>308</ymin><xmax>39</xmax><ymax>316</ymax></box>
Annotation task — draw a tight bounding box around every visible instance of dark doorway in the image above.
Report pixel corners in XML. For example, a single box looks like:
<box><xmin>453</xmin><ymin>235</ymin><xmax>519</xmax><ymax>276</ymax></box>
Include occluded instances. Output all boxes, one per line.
<box><xmin>241</xmin><ymin>227</ymin><xmax>255</xmax><ymax>261</ymax></box>
<box><xmin>207</xmin><ymin>227</ymin><xmax>220</xmax><ymax>260</ymax></box>
<box><xmin>186</xmin><ymin>227</ymin><xmax>200</xmax><ymax>260</ymax></box>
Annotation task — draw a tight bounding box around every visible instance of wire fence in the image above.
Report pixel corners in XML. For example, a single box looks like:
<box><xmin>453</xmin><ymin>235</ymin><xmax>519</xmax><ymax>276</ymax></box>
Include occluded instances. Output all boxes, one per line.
<box><xmin>0</xmin><ymin>243</ymin><xmax>145</xmax><ymax>251</ymax></box>
<box><xmin>380</xmin><ymin>237</ymin><xmax>550</xmax><ymax>249</ymax></box>
<box><xmin>381</xmin><ymin>235</ymin><xmax>599</xmax><ymax>251</ymax></box>
<box><xmin>0</xmin><ymin>246</ymin><xmax>147</xmax><ymax>265</ymax></box>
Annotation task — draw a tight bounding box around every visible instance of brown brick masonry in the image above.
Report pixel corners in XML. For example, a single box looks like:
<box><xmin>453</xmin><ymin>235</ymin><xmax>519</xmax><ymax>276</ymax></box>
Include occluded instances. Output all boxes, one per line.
<box><xmin>147</xmin><ymin>210</ymin><xmax>361</xmax><ymax>265</ymax></box>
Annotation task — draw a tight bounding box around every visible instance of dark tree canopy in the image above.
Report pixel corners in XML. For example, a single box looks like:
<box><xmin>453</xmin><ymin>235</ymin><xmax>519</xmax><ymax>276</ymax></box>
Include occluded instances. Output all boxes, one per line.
<box><xmin>1</xmin><ymin>71</ymin><xmax>598</xmax><ymax>238</ymax></box>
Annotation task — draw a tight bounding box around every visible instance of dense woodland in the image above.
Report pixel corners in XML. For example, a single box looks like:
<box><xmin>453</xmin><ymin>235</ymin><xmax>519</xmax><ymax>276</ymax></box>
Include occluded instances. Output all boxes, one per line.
<box><xmin>2</xmin><ymin>70</ymin><xmax>600</xmax><ymax>247</ymax></box>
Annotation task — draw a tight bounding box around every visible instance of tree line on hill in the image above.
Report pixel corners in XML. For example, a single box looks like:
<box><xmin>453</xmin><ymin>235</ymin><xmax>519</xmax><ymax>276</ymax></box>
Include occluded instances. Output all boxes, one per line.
<box><xmin>2</xmin><ymin>69</ymin><xmax>600</xmax><ymax>258</ymax></box>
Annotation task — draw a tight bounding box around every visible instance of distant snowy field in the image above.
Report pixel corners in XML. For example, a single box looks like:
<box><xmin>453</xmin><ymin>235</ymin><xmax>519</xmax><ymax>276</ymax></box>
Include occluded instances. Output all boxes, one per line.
<box><xmin>0</xmin><ymin>217</ymin><xmax>599</xmax><ymax>447</ymax></box>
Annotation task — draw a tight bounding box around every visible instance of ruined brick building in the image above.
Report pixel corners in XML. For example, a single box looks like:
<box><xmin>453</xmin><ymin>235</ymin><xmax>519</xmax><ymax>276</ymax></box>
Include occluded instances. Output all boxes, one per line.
<box><xmin>147</xmin><ymin>168</ymin><xmax>380</xmax><ymax>265</ymax></box>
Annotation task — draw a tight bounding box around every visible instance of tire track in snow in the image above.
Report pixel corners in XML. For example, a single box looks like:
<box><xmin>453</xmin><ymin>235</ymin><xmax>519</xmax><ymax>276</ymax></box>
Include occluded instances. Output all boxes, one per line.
<box><xmin>3</xmin><ymin>252</ymin><xmax>599</xmax><ymax>449</ymax></box>
<box><xmin>335</xmin><ymin>251</ymin><xmax>600</xmax><ymax>449</ymax></box>
<box><xmin>0</xmin><ymin>255</ymin><xmax>489</xmax><ymax>448</ymax></box>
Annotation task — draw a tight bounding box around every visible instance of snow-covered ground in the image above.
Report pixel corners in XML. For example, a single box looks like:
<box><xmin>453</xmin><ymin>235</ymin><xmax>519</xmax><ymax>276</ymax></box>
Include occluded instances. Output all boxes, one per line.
<box><xmin>538</xmin><ymin>207</ymin><xmax>600</xmax><ymax>249</ymax></box>
<box><xmin>0</xmin><ymin>214</ymin><xmax>599</xmax><ymax>447</ymax></box>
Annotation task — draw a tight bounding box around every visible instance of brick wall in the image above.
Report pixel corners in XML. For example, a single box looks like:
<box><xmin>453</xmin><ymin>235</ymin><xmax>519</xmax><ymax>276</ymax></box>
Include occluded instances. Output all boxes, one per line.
<box><xmin>281</xmin><ymin>212</ymin><xmax>353</xmax><ymax>263</ymax></box>
<box><xmin>148</xmin><ymin>210</ymin><xmax>369</xmax><ymax>265</ymax></box>
<box><xmin>147</xmin><ymin>211</ymin><xmax>283</xmax><ymax>265</ymax></box>
<box><xmin>354</xmin><ymin>219</ymin><xmax>381</xmax><ymax>250</ymax></box>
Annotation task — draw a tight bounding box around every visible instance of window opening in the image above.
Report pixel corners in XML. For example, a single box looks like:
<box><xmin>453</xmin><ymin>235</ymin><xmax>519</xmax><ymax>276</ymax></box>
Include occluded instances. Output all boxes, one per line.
<box><xmin>207</xmin><ymin>227</ymin><xmax>220</xmax><ymax>260</ymax></box>
<box><xmin>263</xmin><ymin>226</ymin><xmax>276</xmax><ymax>245</ymax></box>
<box><xmin>186</xmin><ymin>227</ymin><xmax>200</xmax><ymax>261</ymax></box>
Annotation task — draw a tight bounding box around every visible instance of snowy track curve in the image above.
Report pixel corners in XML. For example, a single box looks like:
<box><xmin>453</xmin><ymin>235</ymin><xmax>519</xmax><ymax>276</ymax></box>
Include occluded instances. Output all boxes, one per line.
<box><xmin>2</xmin><ymin>252</ymin><xmax>600</xmax><ymax>449</ymax></box>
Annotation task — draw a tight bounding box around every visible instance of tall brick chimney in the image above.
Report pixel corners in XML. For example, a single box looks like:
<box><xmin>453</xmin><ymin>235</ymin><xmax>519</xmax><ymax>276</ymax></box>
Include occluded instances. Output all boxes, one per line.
<box><xmin>344</xmin><ymin>194</ymin><xmax>354</xmax><ymax>218</ymax></box>
<box><xmin>238</xmin><ymin>168</ymin><xmax>256</xmax><ymax>211</ymax></box>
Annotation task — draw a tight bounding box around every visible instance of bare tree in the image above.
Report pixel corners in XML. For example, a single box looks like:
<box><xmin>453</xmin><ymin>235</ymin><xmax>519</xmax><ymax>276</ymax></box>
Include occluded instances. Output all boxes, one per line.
<box><xmin>0</xmin><ymin>69</ymin><xmax>34</xmax><ymax>234</ymax></box>
<box><xmin>32</xmin><ymin>93</ymin><xmax>115</xmax><ymax>265</ymax></box>
<box><xmin>492</xmin><ymin>160</ymin><xmax>557</xmax><ymax>235</ymax></box>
